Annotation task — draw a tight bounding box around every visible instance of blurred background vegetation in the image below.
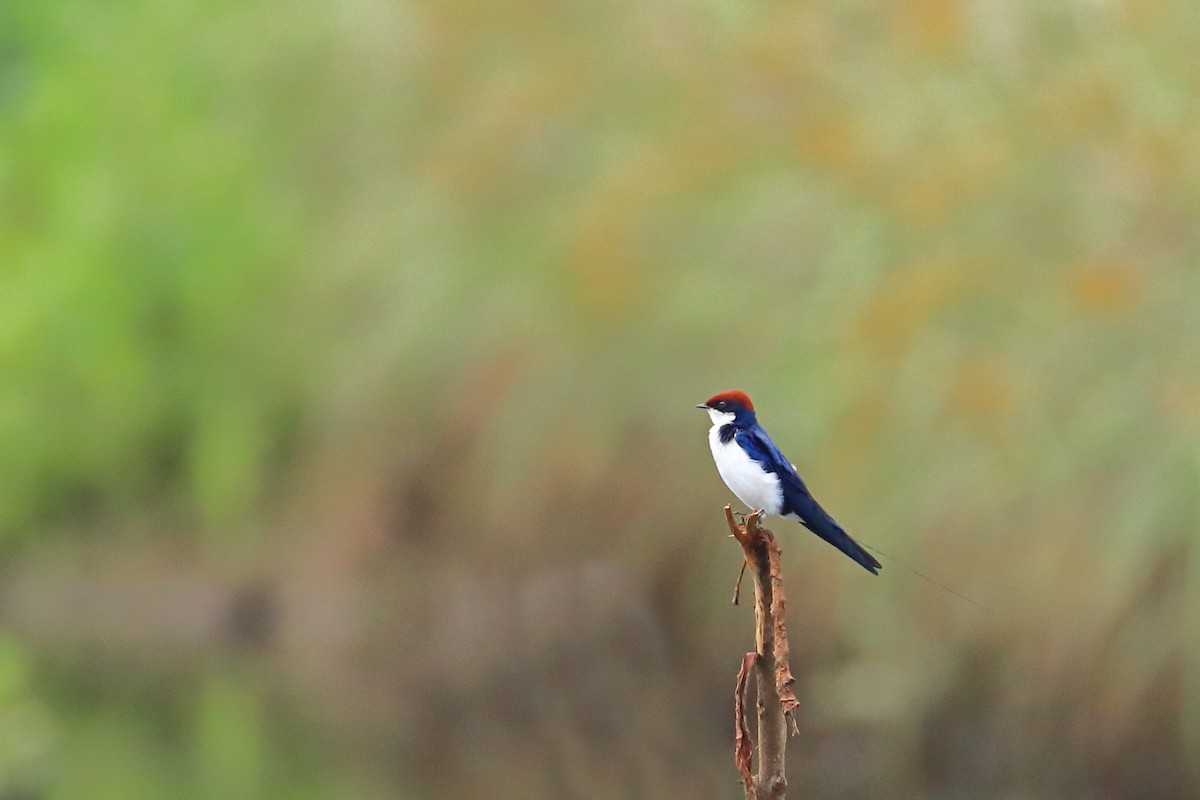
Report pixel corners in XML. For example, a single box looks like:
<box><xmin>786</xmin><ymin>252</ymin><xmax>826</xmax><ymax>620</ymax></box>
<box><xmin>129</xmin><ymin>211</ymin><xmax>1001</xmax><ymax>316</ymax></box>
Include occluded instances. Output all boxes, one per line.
<box><xmin>3</xmin><ymin>0</ymin><xmax>1199</xmax><ymax>798</ymax></box>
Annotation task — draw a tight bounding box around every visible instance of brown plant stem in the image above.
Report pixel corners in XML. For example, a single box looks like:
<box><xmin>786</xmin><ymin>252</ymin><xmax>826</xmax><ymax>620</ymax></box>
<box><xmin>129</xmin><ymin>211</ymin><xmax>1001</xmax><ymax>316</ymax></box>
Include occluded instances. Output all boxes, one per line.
<box><xmin>725</xmin><ymin>506</ymin><xmax>799</xmax><ymax>800</ymax></box>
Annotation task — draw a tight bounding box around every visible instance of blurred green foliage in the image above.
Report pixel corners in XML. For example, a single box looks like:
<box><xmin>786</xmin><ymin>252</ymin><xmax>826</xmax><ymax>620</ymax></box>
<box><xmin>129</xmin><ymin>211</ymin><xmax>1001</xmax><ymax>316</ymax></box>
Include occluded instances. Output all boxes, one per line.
<box><xmin>1</xmin><ymin>0</ymin><xmax>317</xmax><ymax>544</ymax></box>
<box><xmin>3</xmin><ymin>0</ymin><xmax>1200</xmax><ymax>798</ymax></box>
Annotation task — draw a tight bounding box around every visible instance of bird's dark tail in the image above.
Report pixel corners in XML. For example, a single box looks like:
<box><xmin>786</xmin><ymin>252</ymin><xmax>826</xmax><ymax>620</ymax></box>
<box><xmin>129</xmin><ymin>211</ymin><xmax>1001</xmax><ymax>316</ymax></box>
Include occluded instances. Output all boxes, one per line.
<box><xmin>782</xmin><ymin>481</ymin><xmax>881</xmax><ymax>574</ymax></box>
<box><xmin>824</xmin><ymin>526</ymin><xmax>882</xmax><ymax>574</ymax></box>
<box><xmin>797</xmin><ymin>513</ymin><xmax>882</xmax><ymax>574</ymax></box>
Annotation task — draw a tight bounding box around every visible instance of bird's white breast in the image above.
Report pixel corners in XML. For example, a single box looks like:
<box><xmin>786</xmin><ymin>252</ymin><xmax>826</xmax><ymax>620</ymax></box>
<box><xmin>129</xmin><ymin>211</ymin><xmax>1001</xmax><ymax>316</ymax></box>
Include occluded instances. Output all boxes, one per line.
<box><xmin>707</xmin><ymin>424</ymin><xmax>784</xmax><ymax>516</ymax></box>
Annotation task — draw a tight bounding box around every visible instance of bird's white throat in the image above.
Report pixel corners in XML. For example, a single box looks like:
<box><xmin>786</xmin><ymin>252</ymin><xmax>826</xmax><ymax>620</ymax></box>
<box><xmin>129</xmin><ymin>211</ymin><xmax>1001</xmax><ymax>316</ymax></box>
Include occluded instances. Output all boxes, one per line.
<box><xmin>706</xmin><ymin>407</ymin><xmax>735</xmax><ymax>427</ymax></box>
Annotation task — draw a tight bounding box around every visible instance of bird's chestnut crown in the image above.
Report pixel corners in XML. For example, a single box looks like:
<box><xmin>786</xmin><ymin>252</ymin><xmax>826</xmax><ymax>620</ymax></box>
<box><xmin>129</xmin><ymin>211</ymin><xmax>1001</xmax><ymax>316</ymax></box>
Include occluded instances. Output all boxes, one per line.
<box><xmin>698</xmin><ymin>390</ymin><xmax>755</xmax><ymax>413</ymax></box>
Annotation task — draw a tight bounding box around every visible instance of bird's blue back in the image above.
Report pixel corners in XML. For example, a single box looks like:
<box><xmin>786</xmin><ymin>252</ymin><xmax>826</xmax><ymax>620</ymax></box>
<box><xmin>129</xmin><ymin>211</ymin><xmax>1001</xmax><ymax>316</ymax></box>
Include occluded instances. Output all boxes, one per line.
<box><xmin>732</xmin><ymin>425</ymin><xmax>822</xmax><ymax>520</ymax></box>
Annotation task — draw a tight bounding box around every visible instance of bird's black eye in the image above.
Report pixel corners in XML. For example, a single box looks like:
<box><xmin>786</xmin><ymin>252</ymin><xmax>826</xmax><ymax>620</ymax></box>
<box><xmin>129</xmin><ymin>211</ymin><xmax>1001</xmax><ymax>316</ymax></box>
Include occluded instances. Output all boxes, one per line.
<box><xmin>717</xmin><ymin>401</ymin><xmax>728</xmax><ymax>410</ymax></box>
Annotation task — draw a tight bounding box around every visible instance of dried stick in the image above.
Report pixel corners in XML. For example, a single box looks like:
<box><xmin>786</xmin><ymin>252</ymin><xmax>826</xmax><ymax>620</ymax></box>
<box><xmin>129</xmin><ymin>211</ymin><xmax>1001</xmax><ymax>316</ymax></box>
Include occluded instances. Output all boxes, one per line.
<box><xmin>726</xmin><ymin>506</ymin><xmax>799</xmax><ymax>800</ymax></box>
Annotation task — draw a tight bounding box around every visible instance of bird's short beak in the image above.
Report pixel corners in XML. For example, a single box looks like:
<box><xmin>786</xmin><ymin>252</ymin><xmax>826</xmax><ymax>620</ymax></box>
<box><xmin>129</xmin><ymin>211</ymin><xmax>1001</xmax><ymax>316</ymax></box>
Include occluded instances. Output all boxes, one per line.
<box><xmin>695</xmin><ymin>403</ymin><xmax>708</xmax><ymax>409</ymax></box>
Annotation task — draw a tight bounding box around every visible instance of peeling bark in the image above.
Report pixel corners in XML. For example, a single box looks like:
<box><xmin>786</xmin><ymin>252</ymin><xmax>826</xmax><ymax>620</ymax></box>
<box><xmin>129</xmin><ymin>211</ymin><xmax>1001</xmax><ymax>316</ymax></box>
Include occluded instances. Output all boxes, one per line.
<box><xmin>735</xmin><ymin>651</ymin><xmax>757</xmax><ymax>795</ymax></box>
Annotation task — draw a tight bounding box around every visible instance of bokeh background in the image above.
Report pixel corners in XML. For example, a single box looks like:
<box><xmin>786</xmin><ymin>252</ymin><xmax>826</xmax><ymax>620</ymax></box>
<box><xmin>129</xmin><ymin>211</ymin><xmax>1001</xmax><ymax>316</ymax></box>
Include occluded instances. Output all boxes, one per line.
<box><xmin>4</xmin><ymin>1</ymin><xmax>1200</xmax><ymax>798</ymax></box>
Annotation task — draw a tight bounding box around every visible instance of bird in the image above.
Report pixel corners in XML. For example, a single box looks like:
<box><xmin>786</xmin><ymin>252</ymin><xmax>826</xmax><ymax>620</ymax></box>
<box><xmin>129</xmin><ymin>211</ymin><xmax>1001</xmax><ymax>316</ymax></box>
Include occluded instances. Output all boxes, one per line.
<box><xmin>696</xmin><ymin>390</ymin><xmax>881</xmax><ymax>574</ymax></box>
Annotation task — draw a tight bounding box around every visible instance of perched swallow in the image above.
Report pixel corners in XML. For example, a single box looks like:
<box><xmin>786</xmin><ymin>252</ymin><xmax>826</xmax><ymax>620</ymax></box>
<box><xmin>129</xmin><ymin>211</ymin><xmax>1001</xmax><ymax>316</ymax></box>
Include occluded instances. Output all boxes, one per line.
<box><xmin>697</xmin><ymin>390</ymin><xmax>881</xmax><ymax>574</ymax></box>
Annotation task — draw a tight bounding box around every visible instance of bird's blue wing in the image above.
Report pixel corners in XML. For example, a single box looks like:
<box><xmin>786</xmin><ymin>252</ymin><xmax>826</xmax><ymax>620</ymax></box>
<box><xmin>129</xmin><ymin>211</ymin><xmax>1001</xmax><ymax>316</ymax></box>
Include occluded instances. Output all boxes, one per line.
<box><xmin>732</xmin><ymin>427</ymin><xmax>797</xmax><ymax>484</ymax></box>
<box><xmin>734</xmin><ymin>426</ymin><xmax>881</xmax><ymax>575</ymax></box>
<box><xmin>733</xmin><ymin>427</ymin><xmax>817</xmax><ymax>515</ymax></box>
